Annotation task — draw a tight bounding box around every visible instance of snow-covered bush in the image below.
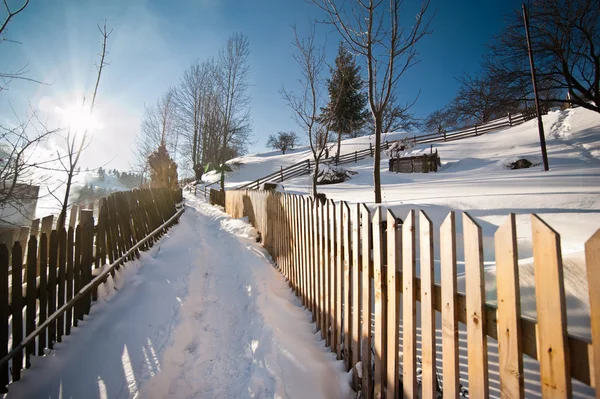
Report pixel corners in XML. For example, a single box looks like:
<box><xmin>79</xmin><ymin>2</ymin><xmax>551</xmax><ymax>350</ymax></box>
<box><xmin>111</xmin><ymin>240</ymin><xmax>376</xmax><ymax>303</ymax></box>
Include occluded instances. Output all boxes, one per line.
<box><xmin>316</xmin><ymin>164</ymin><xmax>357</xmax><ymax>185</ymax></box>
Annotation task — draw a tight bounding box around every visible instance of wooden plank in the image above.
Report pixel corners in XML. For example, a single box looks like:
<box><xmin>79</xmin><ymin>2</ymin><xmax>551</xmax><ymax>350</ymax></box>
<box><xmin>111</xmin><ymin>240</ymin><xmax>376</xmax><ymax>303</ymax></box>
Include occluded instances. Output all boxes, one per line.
<box><xmin>80</xmin><ymin>210</ymin><xmax>94</xmax><ymax>316</ymax></box>
<box><xmin>25</xmin><ymin>236</ymin><xmax>37</xmax><ymax>367</ymax></box>
<box><xmin>38</xmin><ymin>233</ymin><xmax>48</xmax><ymax>353</ymax></box>
<box><xmin>73</xmin><ymin>226</ymin><xmax>82</xmax><ymax>325</ymax></box>
<box><xmin>385</xmin><ymin>209</ymin><xmax>400</xmax><ymax>398</ymax></box>
<box><xmin>11</xmin><ymin>242</ymin><xmax>23</xmax><ymax>381</ymax></box>
<box><xmin>301</xmin><ymin>197</ymin><xmax>308</xmax><ymax>307</ymax></box>
<box><xmin>585</xmin><ymin>229</ymin><xmax>600</xmax><ymax>395</ymax></box>
<box><xmin>65</xmin><ymin>227</ymin><xmax>74</xmax><ymax>336</ymax></box>
<box><xmin>0</xmin><ymin>245</ymin><xmax>8</xmax><ymax>392</ymax></box>
<box><xmin>373</xmin><ymin>207</ymin><xmax>385</xmax><ymax>398</ymax></box>
<box><xmin>343</xmin><ymin>201</ymin><xmax>352</xmax><ymax>370</ymax></box>
<box><xmin>68</xmin><ymin>205</ymin><xmax>78</xmax><ymax>228</ymax></box>
<box><xmin>323</xmin><ymin>200</ymin><xmax>330</xmax><ymax>346</ymax></box>
<box><xmin>47</xmin><ymin>231</ymin><xmax>58</xmax><ymax>349</ymax></box>
<box><xmin>310</xmin><ymin>198</ymin><xmax>316</xmax><ymax>319</ymax></box>
<box><xmin>335</xmin><ymin>200</ymin><xmax>343</xmax><ymax>359</ymax></box>
<box><xmin>352</xmin><ymin>203</ymin><xmax>361</xmax><ymax>387</ymax></box>
<box><xmin>402</xmin><ymin>210</ymin><xmax>416</xmax><ymax>397</ymax></box>
<box><xmin>57</xmin><ymin>228</ymin><xmax>67</xmax><ymax>342</ymax></box>
<box><xmin>440</xmin><ymin>212</ymin><xmax>459</xmax><ymax>397</ymax></box>
<box><xmin>532</xmin><ymin>214</ymin><xmax>571</xmax><ymax>397</ymax></box>
<box><xmin>463</xmin><ymin>212</ymin><xmax>489</xmax><ymax>398</ymax></box>
<box><xmin>361</xmin><ymin>203</ymin><xmax>372</xmax><ymax>398</ymax></box>
<box><xmin>494</xmin><ymin>214</ymin><xmax>524</xmax><ymax>398</ymax></box>
<box><xmin>37</xmin><ymin>215</ymin><xmax>53</xmax><ymax>277</ymax></box>
<box><xmin>317</xmin><ymin>200</ymin><xmax>324</xmax><ymax>336</ymax></box>
<box><xmin>420</xmin><ymin>211</ymin><xmax>436</xmax><ymax>398</ymax></box>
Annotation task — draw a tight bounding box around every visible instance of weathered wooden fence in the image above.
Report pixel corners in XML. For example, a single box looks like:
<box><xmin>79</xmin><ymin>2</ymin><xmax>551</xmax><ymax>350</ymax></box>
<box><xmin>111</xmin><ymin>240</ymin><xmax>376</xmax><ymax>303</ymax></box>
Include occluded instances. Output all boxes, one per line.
<box><xmin>215</xmin><ymin>189</ymin><xmax>599</xmax><ymax>398</ymax></box>
<box><xmin>0</xmin><ymin>187</ymin><xmax>183</xmax><ymax>392</ymax></box>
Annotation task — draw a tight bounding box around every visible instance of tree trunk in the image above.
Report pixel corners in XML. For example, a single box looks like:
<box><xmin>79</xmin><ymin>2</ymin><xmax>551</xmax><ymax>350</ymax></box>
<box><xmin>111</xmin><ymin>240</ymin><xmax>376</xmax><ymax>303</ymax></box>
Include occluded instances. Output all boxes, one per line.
<box><xmin>312</xmin><ymin>159</ymin><xmax>319</xmax><ymax>197</ymax></box>
<box><xmin>336</xmin><ymin>131</ymin><xmax>342</xmax><ymax>162</ymax></box>
<box><xmin>373</xmin><ymin>113</ymin><xmax>382</xmax><ymax>204</ymax></box>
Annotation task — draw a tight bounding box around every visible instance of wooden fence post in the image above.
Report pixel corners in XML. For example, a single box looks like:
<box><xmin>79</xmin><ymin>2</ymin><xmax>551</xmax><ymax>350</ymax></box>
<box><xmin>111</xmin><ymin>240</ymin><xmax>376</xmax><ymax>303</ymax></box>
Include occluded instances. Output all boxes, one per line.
<box><xmin>25</xmin><ymin>237</ymin><xmax>37</xmax><ymax>366</ymax></box>
<box><xmin>373</xmin><ymin>207</ymin><xmax>385</xmax><ymax>398</ymax></box>
<box><xmin>532</xmin><ymin>215</ymin><xmax>571</xmax><ymax>397</ymax></box>
<box><xmin>463</xmin><ymin>213</ymin><xmax>489</xmax><ymax>398</ymax></box>
<box><xmin>495</xmin><ymin>214</ymin><xmax>524</xmax><ymax>398</ymax></box>
<box><xmin>0</xmin><ymin>245</ymin><xmax>8</xmax><ymax>392</ymax></box>
<box><xmin>65</xmin><ymin>227</ymin><xmax>74</xmax><ymax>336</ymax></box>
<box><xmin>342</xmin><ymin>201</ymin><xmax>352</xmax><ymax>370</ymax></box>
<box><xmin>440</xmin><ymin>212</ymin><xmax>459</xmax><ymax>397</ymax></box>
<box><xmin>585</xmin><ymin>229</ymin><xmax>600</xmax><ymax>394</ymax></box>
<box><xmin>360</xmin><ymin>204</ymin><xmax>372</xmax><ymax>399</ymax></box>
<box><xmin>402</xmin><ymin>210</ymin><xmax>417</xmax><ymax>397</ymax></box>
<box><xmin>355</xmin><ymin>151</ymin><xmax>358</xmax><ymax>163</ymax></box>
<box><xmin>57</xmin><ymin>228</ymin><xmax>67</xmax><ymax>342</ymax></box>
<box><xmin>47</xmin><ymin>231</ymin><xmax>58</xmax><ymax>349</ymax></box>
<box><xmin>385</xmin><ymin>209</ymin><xmax>400</xmax><ymax>398</ymax></box>
<box><xmin>508</xmin><ymin>112</ymin><xmax>513</xmax><ymax>126</ymax></box>
<box><xmin>351</xmin><ymin>203</ymin><xmax>361</xmax><ymax>387</ymax></box>
<box><xmin>11</xmin><ymin>242</ymin><xmax>23</xmax><ymax>382</ymax></box>
<box><xmin>38</xmin><ymin>233</ymin><xmax>48</xmax><ymax>352</ymax></box>
<box><xmin>420</xmin><ymin>211</ymin><xmax>436</xmax><ymax>398</ymax></box>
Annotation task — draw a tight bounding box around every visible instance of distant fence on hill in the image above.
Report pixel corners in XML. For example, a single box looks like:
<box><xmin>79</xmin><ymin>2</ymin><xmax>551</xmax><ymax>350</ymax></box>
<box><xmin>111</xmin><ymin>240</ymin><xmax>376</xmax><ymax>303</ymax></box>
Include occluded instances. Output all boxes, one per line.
<box><xmin>0</xmin><ymin>187</ymin><xmax>184</xmax><ymax>392</ymax></box>
<box><xmin>212</xmin><ymin>189</ymin><xmax>599</xmax><ymax>398</ymax></box>
<box><xmin>235</xmin><ymin>109</ymin><xmax>541</xmax><ymax>190</ymax></box>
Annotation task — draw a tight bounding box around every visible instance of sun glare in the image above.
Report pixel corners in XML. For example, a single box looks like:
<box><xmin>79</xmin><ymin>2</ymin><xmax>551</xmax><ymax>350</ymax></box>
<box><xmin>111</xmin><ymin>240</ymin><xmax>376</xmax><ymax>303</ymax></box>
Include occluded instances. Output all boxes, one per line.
<box><xmin>56</xmin><ymin>104</ymin><xmax>103</xmax><ymax>131</ymax></box>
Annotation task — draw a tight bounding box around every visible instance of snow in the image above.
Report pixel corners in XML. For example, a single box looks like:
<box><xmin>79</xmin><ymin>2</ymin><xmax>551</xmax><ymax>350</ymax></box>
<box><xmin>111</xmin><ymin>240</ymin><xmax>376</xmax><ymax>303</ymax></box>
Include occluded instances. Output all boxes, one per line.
<box><xmin>205</xmin><ymin>107</ymin><xmax>600</xmax><ymax>397</ymax></box>
<box><xmin>5</xmin><ymin>195</ymin><xmax>352</xmax><ymax>399</ymax></box>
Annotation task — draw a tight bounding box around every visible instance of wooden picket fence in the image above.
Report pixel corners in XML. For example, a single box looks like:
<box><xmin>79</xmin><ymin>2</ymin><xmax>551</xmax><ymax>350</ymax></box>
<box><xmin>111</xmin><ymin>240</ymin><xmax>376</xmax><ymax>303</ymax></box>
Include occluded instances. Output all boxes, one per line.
<box><xmin>216</xmin><ymin>189</ymin><xmax>600</xmax><ymax>398</ymax></box>
<box><xmin>0</xmin><ymin>187</ymin><xmax>184</xmax><ymax>392</ymax></box>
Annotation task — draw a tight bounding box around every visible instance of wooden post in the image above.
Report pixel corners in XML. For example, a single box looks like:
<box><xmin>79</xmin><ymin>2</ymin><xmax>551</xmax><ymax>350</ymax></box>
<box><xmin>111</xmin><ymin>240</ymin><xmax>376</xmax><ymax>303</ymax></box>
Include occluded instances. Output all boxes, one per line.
<box><xmin>420</xmin><ymin>211</ymin><xmax>436</xmax><ymax>398</ymax></box>
<box><xmin>335</xmin><ymin>200</ymin><xmax>343</xmax><ymax>358</ymax></box>
<box><xmin>385</xmin><ymin>209</ymin><xmax>400</xmax><ymax>398</ymax></box>
<box><xmin>585</xmin><ymin>229</ymin><xmax>600</xmax><ymax>395</ymax></box>
<box><xmin>0</xmin><ymin>245</ymin><xmax>8</xmax><ymax>391</ymax></box>
<box><xmin>495</xmin><ymin>214</ymin><xmax>524</xmax><ymax>398</ymax></box>
<box><xmin>352</xmin><ymin>203</ymin><xmax>361</xmax><ymax>387</ymax></box>
<box><xmin>532</xmin><ymin>214</ymin><xmax>571</xmax><ymax>396</ymax></box>
<box><xmin>441</xmin><ymin>212</ymin><xmax>459</xmax><ymax>397</ymax></box>
<box><xmin>11</xmin><ymin>242</ymin><xmax>23</xmax><ymax>381</ymax></box>
<box><xmin>65</xmin><ymin>227</ymin><xmax>74</xmax><ymax>336</ymax></box>
<box><xmin>25</xmin><ymin>236</ymin><xmax>37</xmax><ymax>366</ymax></box>
<box><xmin>280</xmin><ymin>166</ymin><xmax>284</xmax><ymax>182</ymax></box>
<box><xmin>38</xmin><ymin>233</ymin><xmax>48</xmax><ymax>352</ymax></box>
<box><xmin>508</xmin><ymin>112</ymin><xmax>513</xmax><ymax>126</ymax></box>
<box><xmin>402</xmin><ymin>210</ymin><xmax>416</xmax><ymax>397</ymax></box>
<box><xmin>47</xmin><ymin>231</ymin><xmax>58</xmax><ymax>349</ymax></box>
<box><xmin>463</xmin><ymin>213</ymin><xmax>489</xmax><ymax>398</ymax></box>
<box><xmin>57</xmin><ymin>228</ymin><xmax>67</xmax><ymax>342</ymax></box>
<box><xmin>343</xmin><ymin>202</ymin><xmax>352</xmax><ymax>370</ymax></box>
<box><xmin>360</xmin><ymin>204</ymin><xmax>372</xmax><ymax>399</ymax></box>
<box><xmin>475</xmin><ymin>125</ymin><xmax>478</xmax><ymax>136</ymax></box>
<box><xmin>373</xmin><ymin>208</ymin><xmax>385</xmax><ymax>398</ymax></box>
<box><xmin>370</xmin><ymin>142</ymin><xmax>373</xmax><ymax>157</ymax></box>
<box><xmin>355</xmin><ymin>151</ymin><xmax>358</xmax><ymax>163</ymax></box>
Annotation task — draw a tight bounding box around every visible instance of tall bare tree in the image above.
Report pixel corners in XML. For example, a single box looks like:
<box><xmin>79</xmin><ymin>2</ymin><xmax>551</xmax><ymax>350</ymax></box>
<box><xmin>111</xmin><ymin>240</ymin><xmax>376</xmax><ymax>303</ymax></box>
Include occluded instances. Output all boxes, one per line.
<box><xmin>216</xmin><ymin>32</ymin><xmax>252</xmax><ymax>189</ymax></box>
<box><xmin>55</xmin><ymin>22</ymin><xmax>112</xmax><ymax>228</ymax></box>
<box><xmin>281</xmin><ymin>25</ymin><xmax>337</xmax><ymax>197</ymax></box>
<box><xmin>311</xmin><ymin>0</ymin><xmax>432</xmax><ymax>203</ymax></box>
<box><xmin>488</xmin><ymin>0</ymin><xmax>599</xmax><ymax>113</ymax></box>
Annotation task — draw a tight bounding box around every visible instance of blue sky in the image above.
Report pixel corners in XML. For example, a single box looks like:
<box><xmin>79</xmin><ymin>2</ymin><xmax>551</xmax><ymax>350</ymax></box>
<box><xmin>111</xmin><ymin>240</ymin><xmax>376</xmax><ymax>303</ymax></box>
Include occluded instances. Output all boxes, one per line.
<box><xmin>1</xmin><ymin>0</ymin><xmax>522</xmax><ymax>171</ymax></box>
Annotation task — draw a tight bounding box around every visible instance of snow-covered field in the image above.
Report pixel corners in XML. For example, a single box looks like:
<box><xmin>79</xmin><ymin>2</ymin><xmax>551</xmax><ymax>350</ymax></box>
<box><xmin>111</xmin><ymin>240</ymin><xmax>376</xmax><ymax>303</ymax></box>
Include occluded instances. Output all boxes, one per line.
<box><xmin>6</xmin><ymin>196</ymin><xmax>352</xmax><ymax>398</ymax></box>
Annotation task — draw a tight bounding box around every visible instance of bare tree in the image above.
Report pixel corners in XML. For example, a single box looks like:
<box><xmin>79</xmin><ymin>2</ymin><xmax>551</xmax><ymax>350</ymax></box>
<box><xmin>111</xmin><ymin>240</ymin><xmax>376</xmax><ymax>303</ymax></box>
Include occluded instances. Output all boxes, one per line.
<box><xmin>281</xmin><ymin>25</ymin><xmax>337</xmax><ymax>197</ymax></box>
<box><xmin>311</xmin><ymin>0</ymin><xmax>433</xmax><ymax>203</ymax></box>
<box><xmin>423</xmin><ymin>108</ymin><xmax>454</xmax><ymax>134</ymax></box>
<box><xmin>488</xmin><ymin>0</ymin><xmax>599</xmax><ymax>113</ymax></box>
<box><xmin>55</xmin><ymin>22</ymin><xmax>112</xmax><ymax>228</ymax></box>
<box><xmin>134</xmin><ymin>87</ymin><xmax>179</xmax><ymax>182</ymax></box>
<box><xmin>266</xmin><ymin>131</ymin><xmax>299</xmax><ymax>154</ymax></box>
<box><xmin>216</xmin><ymin>32</ymin><xmax>252</xmax><ymax>189</ymax></box>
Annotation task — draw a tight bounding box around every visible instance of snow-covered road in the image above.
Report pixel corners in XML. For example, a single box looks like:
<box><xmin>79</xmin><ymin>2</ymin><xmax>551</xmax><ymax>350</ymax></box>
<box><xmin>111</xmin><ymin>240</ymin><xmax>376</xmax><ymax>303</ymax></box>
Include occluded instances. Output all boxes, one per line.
<box><xmin>7</xmin><ymin>196</ymin><xmax>351</xmax><ymax>399</ymax></box>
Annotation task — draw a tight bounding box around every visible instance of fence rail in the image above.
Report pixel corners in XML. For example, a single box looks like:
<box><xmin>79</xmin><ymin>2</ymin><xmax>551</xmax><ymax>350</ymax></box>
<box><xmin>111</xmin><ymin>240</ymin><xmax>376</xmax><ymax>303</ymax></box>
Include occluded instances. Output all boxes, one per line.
<box><xmin>214</xmin><ymin>189</ymin><xmax>599</xmax><ymax>398</ymax></box>
<box><xmin>234</xmin><ymin>110</ymin><xmax>540</xmax><ymax>191</ymax></box>
<box><xmin>0</xmin><ymin>187</ymin><xmax>183</xmax><ymax>392</ymax></box>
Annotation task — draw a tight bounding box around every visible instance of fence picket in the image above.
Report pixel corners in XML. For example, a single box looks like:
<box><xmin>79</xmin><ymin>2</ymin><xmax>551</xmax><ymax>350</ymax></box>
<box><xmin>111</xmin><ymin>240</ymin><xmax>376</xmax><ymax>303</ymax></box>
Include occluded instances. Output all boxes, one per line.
<box><xmin>47</xmin><ymin>231</ymin><xmax>58</xmax><ymax>349</ymax></box>
<box><xmin>11</xmin><ymin>242</ymin><xmax>23</xmax><ymax>381</ymax></box>
<box><xmin>335</xmin><ymin>200</ymin><xmax>343</xmax><ymax>358</ymax></box>
<box><xmin>420</xmin><ymin>211</ymin><xmax>436</xmax><ymax>398</ymax></box>
<box><xmin>38</xmin><ymin>233</ymin><xmax>48</xmax><ymax>352</ymax></box>
<box><xmin>463</xmin><ymin>212</ymin><xmax>489</xmax><ymax>398</ymax></box>
<box><xmin>532</xmin><ymin>214</ymin><xmax>571</xmax><ymax>397</ymax></box>
<box><xmin>0</xmin><ymin>245</ymin><xmax>7</xmax><ymax>392</ymax></box>
<box><xmin>440</xmin><ymin>212</ymin><xmax>459</xmax><ymax>397</ymax></box>
<box><xmin>65</xmin><ymin>227</ymin><xmax>74</xmax><ymax>335</ymax></box>
<box><xmin>386</xmin><ymin>209</ymin><xmax>400</xmax><ymax>398</ymax></box>
<box><xmin>324</xmin><ymin>200</ymin><xmax>331</xmax><ymax>347</ymax></box>
<box><xmin>351</xmin><ymin>203</ymin><xmax>361</xmax><ymax>387</ymax></box>
<box><xmin>342</xmin><ymin>201</ymin><xmax>352</xmax><ymax>370</ymax></box>
<box><xmin>372</xmin><ymin>207</ymin><xmax>385</xmax><ymax>398</ymax></box>
<box><xmin>57</xmin><ymin>228</ymin><xmax>67</xmax><ymax>342</ymax></box>
<box><xmin>585</xmin><ymin>229</ymin><xmax>600</xmax><ymax>395</ymax></box>
<box><xmin>402</xmin><ymin>210</ymin><xmax>416</xmax><ymax>397</ymax></box>
<box><xmin>494</xmin><ymin>214</ymin><xmax>524</xmax><ymax>398</ymax></box>
<box><xmin>360</xmin><ymin>204</ymin><xmax>372</xmax><ymax>398</ymax></box>
<box><xmin>25</xmin><ymin>237</ymin><xmax>37</xmax><ymax>367</ymax></box>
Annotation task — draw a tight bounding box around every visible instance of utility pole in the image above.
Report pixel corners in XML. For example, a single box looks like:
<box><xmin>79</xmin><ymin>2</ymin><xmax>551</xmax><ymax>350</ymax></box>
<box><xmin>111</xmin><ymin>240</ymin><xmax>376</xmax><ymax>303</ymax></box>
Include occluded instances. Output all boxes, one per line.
<box><xmin>523</xmin><ymin>4</ymin><xmax>549</xmax><ymax>171</ymax></box>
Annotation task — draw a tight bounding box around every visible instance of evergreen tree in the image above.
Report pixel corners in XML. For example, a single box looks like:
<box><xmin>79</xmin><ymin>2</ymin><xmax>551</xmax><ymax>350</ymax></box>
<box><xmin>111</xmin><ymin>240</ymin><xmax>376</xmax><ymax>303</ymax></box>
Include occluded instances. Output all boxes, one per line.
<box><xmin>321</xmin><ymin>42</ymin><xmax>369</xmax><ymax>160</ymax></box>
<box><xmin>148</xmin><ymin>143</ymin><xmax>178</xmax><ymax>189</ymax></box>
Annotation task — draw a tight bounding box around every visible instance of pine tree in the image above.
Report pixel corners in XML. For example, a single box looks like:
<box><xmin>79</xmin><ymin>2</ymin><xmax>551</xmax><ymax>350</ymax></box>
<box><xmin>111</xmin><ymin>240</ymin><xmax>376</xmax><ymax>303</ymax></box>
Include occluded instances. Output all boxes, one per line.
<box><xmin>147</xmin><ymin>143</ymin><xmax>178</xmax><ymax>189</ymax></box>
<box><xmin>321</xmin><ymin>42</ymin><xmax>369</xmax><ymax>160</ymax></box>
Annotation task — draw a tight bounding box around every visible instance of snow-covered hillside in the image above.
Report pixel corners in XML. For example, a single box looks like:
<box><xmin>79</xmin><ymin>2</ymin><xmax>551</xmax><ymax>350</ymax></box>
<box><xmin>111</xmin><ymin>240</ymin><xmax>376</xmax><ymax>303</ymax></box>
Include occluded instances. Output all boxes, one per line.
<box><xmin>212</xmin><ymin>107</ymin><xmax>600</xmax><ymax>339</ymax></box>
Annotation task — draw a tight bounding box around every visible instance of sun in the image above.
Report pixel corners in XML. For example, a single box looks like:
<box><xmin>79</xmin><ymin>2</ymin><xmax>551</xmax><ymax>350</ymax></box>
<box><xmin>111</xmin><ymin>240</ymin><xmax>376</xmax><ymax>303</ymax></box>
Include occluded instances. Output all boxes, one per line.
<box><xmin>56</xmin><ymin>104</ymin><xmax>103</xmax><ymax>131</ymax></box>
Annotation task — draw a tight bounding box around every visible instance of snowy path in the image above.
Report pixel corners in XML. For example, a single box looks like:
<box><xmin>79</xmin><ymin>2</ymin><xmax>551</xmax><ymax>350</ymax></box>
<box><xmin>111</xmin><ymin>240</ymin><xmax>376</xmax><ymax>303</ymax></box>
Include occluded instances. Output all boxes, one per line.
<box><xmin>7</xmin><ymin>196</ymin><xmax>350</xmax><ymax>399</ymax></box>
